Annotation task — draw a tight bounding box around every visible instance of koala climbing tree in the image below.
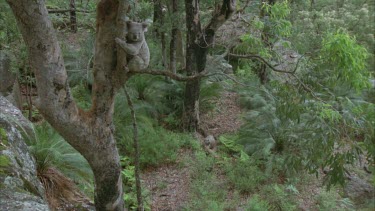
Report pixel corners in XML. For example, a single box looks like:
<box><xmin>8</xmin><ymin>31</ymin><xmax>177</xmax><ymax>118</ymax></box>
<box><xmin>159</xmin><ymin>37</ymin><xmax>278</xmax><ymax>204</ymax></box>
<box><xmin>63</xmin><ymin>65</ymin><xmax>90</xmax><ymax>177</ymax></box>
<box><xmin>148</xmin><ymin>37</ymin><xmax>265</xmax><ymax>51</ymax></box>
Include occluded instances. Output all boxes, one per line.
<box><xmin>115</xmin><ymin>21</ymin><xmax>150</xmax><ymax>71</ymax></box>
<box><xmin>6</xmin><ymin>0</ymin><xmax>234</xmax><ymax>209</ymax></box>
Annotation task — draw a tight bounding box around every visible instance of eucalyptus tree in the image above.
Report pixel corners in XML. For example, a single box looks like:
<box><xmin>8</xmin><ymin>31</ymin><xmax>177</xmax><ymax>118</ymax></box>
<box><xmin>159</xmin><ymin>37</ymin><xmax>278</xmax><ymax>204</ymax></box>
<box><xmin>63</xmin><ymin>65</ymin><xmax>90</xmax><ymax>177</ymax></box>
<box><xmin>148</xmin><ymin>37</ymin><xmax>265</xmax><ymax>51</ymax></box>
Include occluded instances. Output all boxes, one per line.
<box><xmin>183</xmin><ymin>0</ymin><xmax>236</xmax><ymax>131</ymax></box>
<box><xmin>6</xmin><ymin>0</ymin><xmax>130</xmax><ymax>209</ymax></box>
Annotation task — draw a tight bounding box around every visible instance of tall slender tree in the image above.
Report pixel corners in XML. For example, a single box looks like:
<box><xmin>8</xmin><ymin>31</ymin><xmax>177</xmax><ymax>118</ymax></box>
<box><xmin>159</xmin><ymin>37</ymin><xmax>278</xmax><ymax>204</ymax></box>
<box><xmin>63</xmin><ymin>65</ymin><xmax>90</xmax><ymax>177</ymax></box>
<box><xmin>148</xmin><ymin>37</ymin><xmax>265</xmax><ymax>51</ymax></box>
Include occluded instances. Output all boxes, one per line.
<box><xmin>183</xmin><ymin>0</ymin><xmax>236</xmax><ymax>131</ymax></box>
<box><xmin>169</xmin><ymin>0</ymin><xmax>178</xmax><ymax>74</ymax></box>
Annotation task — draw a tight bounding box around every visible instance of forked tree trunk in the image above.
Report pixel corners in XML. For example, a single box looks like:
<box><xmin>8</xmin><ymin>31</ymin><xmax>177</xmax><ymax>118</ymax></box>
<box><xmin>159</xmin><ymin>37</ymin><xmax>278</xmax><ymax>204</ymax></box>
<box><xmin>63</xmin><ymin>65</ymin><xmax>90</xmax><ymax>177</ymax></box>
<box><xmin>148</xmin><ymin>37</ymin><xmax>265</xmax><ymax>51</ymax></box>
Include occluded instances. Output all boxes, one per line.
<box><xmin>183</xmin><ymin>0</ymin><xmax>235</xmax><ymax>131</ymax></box>
<box><xmin>6</xmin><ymin>0</ymin><xmax>128</xmax><ymax>210</ymax></box>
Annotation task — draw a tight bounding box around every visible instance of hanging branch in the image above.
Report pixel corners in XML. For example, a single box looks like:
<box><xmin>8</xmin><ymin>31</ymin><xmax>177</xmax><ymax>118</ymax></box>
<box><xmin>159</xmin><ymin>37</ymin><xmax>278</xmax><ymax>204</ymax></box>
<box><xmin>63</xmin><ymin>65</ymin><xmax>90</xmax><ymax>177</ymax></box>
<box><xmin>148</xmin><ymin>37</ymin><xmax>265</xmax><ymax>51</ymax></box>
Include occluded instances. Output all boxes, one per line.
<box><xmin>123</xmin><ymin>86</ymin><xmax>143</xmax><ymax>211</ymax></box>
<box><xmin>228</xmin><ymin>53</ymin><xmax>326</xmax><ymax>100</ymax></box>
<box><xmin>128</xmin><ymin>68</ymin><xmax>208</xmax><ymax>81</ymax></box>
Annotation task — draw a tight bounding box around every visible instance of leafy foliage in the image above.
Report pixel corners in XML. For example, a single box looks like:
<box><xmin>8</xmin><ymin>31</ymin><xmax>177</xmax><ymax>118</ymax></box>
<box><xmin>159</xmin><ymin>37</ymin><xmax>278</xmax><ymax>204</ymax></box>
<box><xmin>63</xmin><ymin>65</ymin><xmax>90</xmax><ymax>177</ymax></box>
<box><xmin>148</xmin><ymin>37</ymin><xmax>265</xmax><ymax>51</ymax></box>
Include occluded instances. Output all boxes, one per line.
<box><xmin>320</xmin><ymin>31</ymin><xmax>370</xmax><ymax>90</ymax></box>
<box><xmin>315</xmin><ymin>190</ymin><xmax>354</xmax><ymax>210</ymax></box>
<box><xmin>0</xmin><ymin>2</ymin><xmax>20</xmax><ymax>48</ymax></box>
<box><xmin>184</xmin><ymin>151</ymin><xmax>237</xmax><ymax>210</ymax></box>
<box><xmin>262</xmin><ymin>0</ymin><xmax>292</xmax><ymax>37</ymax></box>
<box><xmin>235</xmin><ymin>71</ymin><xmax>373</xmax><ymax>187</ymax></box>
<box><xmin>120</xmin><ymin>157</ymin><xmax>151</xmax><ymax>211</ymax></box>
<box><xmin>245</xmin><ymin>194</ymin><xmax>271</xmax><ymax>211</ymax></box>
<box><xmin>224</xmin><ymin>159</ymin><xmax>266</xmax><ymax>193</ymax></box>
<box><xmin>259</xmin><ymin>184</ymin><xmax>297</xmax><ymax>211</ymax></box>
<box><xmin>29</xmin><ymin>123</ymin><xmax>93</xmax><ymax>196</ymax></box>
<box><xmin>114</xmin><ymin>87</ymin><xmax>196</xmax><ymax>168</ymax></box>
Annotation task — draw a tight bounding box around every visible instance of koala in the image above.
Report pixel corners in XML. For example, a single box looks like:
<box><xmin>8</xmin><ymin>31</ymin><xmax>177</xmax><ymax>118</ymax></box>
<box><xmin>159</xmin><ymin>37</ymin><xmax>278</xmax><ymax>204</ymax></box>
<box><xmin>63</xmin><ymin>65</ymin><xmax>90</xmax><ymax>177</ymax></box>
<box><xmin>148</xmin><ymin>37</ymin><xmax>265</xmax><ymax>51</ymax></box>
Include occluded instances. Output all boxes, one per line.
<box><xmin>204</xmin><ymin>135</ymin><xmax>217</xmax><ymax>151</ymax></box>
<box><xmin>115</xmin><ymin>21</ymin><xmax>150</xmax><ymax>71</ymax></box>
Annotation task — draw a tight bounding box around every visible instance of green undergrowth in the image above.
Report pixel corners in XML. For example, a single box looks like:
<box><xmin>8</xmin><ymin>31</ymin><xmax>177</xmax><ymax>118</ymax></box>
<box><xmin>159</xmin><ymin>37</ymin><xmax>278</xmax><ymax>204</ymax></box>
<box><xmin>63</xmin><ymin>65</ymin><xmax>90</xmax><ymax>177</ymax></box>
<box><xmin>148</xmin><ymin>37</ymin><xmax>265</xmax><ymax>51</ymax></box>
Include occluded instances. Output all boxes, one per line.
<box><xmin>29</xmin><ymin>123</ymin><xmax>94</xmax><ymax>198</ymax></box>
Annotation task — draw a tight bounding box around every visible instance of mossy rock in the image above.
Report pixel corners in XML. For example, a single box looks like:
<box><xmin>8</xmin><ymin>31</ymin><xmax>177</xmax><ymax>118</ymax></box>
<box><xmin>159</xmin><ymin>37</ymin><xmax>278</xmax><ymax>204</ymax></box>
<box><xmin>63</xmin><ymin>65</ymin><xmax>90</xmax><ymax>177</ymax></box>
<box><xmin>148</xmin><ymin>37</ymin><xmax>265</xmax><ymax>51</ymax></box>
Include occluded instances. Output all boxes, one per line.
<box><xmin>0</xmin><ymin>127</ymin><xmax>8</xmax><ymax>150</ymax></box>
<box><xmin>0</xmin><ymin>155</ymin><xmax>11</xmax><ymax>167</ymax></box>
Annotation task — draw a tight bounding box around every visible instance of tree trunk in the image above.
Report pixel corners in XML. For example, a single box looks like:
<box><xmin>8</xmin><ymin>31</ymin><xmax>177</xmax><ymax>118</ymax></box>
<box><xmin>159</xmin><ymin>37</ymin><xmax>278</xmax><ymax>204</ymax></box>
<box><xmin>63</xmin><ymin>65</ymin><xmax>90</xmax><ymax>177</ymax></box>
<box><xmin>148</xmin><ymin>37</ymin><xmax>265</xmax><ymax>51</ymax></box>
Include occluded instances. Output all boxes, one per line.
<box><xmin>70</xmin><ymin>0</ymin><xmax>77</xmax><ymax>32</ymax></box>
<box><xmin>6</xmin><ymin>0</ymin><xmax>127</xmax><ymax>210</ymax></box>
<box><xmin>161</xmin><ymin>33</ymin><xmax>167</xmax><ymax>69</ymax></box>
<box><xmin>176</xmin><ymin>30</ymin><xmax>186</xmax><ymax>69</ymax></box>
<box><xmin>258</xmin><ymin>0</ymin><xmax>275</xmax><ymax>84</ymax></box>
<box><xmin>169</xmin><ymin>0</ymin><xmax>178</xmax><ymax>74</ymax></box>
<box><xmin>153</xmin><ymin>0</ymin><xmax>167</xmax><ymax>68</ymax></box>
<box><xmin>183</xmin><ymin>0</ymin><xmax>235</xmax><ymax>131</ymax></box>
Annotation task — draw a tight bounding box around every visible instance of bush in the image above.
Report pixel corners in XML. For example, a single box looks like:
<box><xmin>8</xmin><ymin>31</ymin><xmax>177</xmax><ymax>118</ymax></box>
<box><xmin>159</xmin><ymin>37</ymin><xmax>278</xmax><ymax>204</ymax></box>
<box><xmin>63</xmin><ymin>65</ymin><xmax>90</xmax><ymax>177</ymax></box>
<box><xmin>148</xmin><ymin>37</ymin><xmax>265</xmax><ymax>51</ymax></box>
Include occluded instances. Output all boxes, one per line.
<box><xmin>315</xmin><ymin>190</ymin><xmax>354</xmax><ymax>211</ymax></box>
<box><xmin>245</xmin><ymin>194</ymin><xmax>271</xmax><ymax>211</ymax></box>
<box><xmin>184</xmin><ymin>151</ymin><xmax>228</xmax><ymax>210</ymax></box>
<box><xmin>224</xmin><ymin>160</ymin><xmax>266</xmax><ymax>193</ymax></box>
<box><xmin>259</xmin><ymin>184</ymin><xmax>297</xmax><ymax>211</ymax></box>
<box><xmin>30</xmin><ymin>123</ymin><xmax>94</xmax><ymax>198</ymax></box>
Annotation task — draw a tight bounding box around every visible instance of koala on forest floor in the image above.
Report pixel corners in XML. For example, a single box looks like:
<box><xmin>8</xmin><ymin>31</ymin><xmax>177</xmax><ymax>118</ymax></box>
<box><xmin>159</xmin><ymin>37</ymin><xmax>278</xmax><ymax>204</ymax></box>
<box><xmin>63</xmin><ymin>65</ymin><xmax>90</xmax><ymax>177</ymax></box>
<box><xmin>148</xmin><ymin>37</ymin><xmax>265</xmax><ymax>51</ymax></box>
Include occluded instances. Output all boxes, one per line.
<box><xmin>115</xmin><ymin>21</ymin><xmax>150</xmax><ymax>71</ymax></box>
<box><xmin>204</xmin><ymin>135</ymin><xmax>217</xmax><ymax>151</ymax></box>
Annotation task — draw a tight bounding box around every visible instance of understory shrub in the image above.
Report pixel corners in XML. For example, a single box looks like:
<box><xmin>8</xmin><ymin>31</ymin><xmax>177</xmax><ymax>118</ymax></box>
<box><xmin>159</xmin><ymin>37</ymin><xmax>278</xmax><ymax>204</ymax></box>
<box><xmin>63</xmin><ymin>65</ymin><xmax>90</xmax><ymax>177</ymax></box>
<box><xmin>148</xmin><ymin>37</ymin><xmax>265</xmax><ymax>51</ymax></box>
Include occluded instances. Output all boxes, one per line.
<box><xmin>224</xmin><ymin>160</ymin><xmax>266</xmax><ymax>193</ymax></box>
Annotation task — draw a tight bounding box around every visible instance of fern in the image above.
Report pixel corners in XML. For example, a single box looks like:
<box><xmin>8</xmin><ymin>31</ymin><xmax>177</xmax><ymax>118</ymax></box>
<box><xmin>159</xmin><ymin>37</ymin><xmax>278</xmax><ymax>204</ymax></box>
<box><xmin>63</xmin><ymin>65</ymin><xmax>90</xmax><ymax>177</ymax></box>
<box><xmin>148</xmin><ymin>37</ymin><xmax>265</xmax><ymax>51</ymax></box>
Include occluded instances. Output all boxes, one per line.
<box><xmin>234</xmin><ymin>72</ymin><xmax>373</xmax><ymax>187</ymax></box>
<box><xmin>29</xmin><ymin>123</ymin><xmax>93</xmax><ymax>194</ymax></box>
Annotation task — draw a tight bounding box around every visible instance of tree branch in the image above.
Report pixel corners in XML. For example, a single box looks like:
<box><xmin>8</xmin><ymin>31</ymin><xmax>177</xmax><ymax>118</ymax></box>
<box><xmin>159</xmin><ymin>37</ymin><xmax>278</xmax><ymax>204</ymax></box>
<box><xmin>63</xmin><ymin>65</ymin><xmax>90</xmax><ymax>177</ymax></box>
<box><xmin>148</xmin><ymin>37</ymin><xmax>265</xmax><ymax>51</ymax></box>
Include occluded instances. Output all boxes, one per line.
<box><xmin>228</xmin><ymin>53</ymin><xmax>323</xmax><ymax>99</ymax></box>
<box><xmin>229</xmin><ymin>53</ymin><xmax>299</xmax><ymax>73</ymax></box>
<box><xmin>128</xmin><ymin>69</ymin><xmax>208</xmax><ymax>81</ymax></box>
<box><xmin>200</xmin><ymin>0</ymin><xmax>236</xmax><ymax>47</ymax></box>
<box><xmin>48</xmin><ymin>9</ymin><xmax>92</xmax><ymax>14</ymax></box>
<box><xmin>123</xmin><ymin>86</ymin><xmax>143</xmax><ymax>210</ymax></box>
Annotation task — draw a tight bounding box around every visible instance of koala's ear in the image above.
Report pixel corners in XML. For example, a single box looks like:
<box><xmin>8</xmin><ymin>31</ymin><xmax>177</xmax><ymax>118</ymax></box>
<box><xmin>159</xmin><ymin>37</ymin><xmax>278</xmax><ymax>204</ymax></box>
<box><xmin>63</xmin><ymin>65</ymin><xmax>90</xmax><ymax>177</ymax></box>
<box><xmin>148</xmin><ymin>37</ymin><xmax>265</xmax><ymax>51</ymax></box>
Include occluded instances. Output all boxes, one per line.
<box><xmin>126</xmin><ymin>21</ymin><xmax>133</xmax><ymax>29</ymax></box>
<box><xmin>142</xmin><ymin>22</ymin><xmax>148</xmax><ymax>32</ymax></box>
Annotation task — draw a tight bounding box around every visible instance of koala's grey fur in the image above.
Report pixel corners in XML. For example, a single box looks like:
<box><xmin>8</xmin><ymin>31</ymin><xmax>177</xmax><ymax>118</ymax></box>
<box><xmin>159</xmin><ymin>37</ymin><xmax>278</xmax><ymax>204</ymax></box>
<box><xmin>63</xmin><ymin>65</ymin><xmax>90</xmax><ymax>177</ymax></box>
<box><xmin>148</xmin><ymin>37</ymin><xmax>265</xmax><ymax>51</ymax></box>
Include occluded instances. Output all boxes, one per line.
<box><xmin>115</xmin><ymin>21</ymin><xmax>150</xmax><ymax>71</ymax></box>
<box><xmin>204</xmin><ymin>135</ymin><xmax>217</xmax><ymax>150</ymax></box>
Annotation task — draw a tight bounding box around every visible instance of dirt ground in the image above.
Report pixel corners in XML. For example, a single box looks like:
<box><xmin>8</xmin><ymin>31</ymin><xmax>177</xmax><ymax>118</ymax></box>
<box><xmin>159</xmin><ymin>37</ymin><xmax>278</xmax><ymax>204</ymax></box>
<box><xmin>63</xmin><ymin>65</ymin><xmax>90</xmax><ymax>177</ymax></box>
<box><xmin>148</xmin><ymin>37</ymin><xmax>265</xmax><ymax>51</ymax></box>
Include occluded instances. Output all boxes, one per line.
<box><xmin>141</xmin><ymin>90</ymin><xmax>243</xmax><ymax>210</ymax></box>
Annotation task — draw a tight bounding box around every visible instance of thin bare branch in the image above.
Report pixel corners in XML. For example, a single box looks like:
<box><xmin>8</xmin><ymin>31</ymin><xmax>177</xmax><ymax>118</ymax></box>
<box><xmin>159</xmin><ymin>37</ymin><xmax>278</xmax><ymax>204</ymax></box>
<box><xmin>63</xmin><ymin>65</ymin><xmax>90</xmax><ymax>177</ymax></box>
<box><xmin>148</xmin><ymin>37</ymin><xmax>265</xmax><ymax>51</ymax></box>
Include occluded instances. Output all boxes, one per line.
<box><xmin>123</xmin><ymin>86</ymin><xmax>143</xmax><ymax>210</ymax></box>
<box><xmin>229</xmin><ymin>53</ymin><xmax>296</xmax><ymax>73</ymax></box>
<box><xmin>228</xmin><ymin>53</ymin><xmax>325</xmax><ymax>101</ymax></box>
<box><xmin>48</xmin><ymin>9</ymin><xmax>92</xmax><ymax>13</ymax></box>
<box><xmin>129</xmin><ymin>69</ymin><xmax>208</xmax><ymax>81</ymax></box>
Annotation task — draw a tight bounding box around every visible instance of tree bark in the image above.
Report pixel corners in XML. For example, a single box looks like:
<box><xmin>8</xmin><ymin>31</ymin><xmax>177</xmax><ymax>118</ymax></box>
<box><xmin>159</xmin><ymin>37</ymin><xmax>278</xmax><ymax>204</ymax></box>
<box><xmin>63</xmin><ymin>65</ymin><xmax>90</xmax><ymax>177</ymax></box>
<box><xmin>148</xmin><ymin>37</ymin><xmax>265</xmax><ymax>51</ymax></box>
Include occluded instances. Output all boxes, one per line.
<box><xmin>182</xmin><ymin>0</ymin><xmax>235</xmax><ymax>131</ymax></box>
<box><xmin>258</xmin><ymin>0</ymin><xmax>276</xmax><ymax>84</ymax></box>
<box><xmin>153</xmin><ymin>0</ymin><xmax>167</xmax><ymax>69</ymax></box>
<box><xmin>6</xmin><ymin>0</ymin><xmax>126</xmax><ymax>210</ymax></box>
<box><xmin>169</xmin><ymin>0</ymin><xmax>178</xmax><ymax>74</ymax></box>
<box><xmin>70</xmin><ymin>0</ymin><xmax>77</xmax><ymax>32</ymax></box>
<box><xmin>176</xmin><ymin>30</ymin><xmax>186</xmax><ymax>69</ymax></box>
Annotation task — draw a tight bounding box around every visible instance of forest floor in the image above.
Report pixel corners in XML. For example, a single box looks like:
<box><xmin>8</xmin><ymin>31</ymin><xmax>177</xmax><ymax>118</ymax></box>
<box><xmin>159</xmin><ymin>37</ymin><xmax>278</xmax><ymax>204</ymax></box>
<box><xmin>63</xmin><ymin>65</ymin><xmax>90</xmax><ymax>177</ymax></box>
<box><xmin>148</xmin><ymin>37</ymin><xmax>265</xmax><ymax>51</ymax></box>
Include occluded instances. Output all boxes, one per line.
<box><xmin>142</xmin><ymin>90</ymin><xmax>243</xmax><ymax>210</ymax></box>
<box><xmin>140</xmin><ymin>89</ymin><xmax>324</xmax><ymax>210</ymax></box>
<box><xmin>141</xmin><ymin>87</ymin><xmax>374</xmax><ymax>210</ymax></box>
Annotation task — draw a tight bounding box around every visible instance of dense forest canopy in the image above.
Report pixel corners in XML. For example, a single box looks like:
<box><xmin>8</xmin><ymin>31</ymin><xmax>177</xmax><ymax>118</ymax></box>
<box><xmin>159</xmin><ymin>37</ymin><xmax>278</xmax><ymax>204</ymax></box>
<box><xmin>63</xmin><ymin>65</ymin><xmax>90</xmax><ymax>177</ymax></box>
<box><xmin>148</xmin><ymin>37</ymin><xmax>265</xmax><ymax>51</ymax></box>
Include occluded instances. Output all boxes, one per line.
<box><xmin>0</xmin><ymin>0</ymin><xmax>374</xmax><ymax>210</ymax></box>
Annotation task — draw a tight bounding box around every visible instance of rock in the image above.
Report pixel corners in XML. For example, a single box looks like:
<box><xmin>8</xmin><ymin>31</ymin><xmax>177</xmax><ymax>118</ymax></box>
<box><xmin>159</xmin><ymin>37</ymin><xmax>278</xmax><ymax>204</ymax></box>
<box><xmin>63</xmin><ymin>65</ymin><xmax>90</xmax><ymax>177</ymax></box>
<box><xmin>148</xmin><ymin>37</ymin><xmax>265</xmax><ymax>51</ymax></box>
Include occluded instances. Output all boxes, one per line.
<box><xmin>0</xmin><ymin>96</ymin><xmax>50</xmax><ymax>211</ymax></box>
<box><xmin>344</xmin><ymin>175</ymin><xmax>374</xmax><ymax>207</ymax></box>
